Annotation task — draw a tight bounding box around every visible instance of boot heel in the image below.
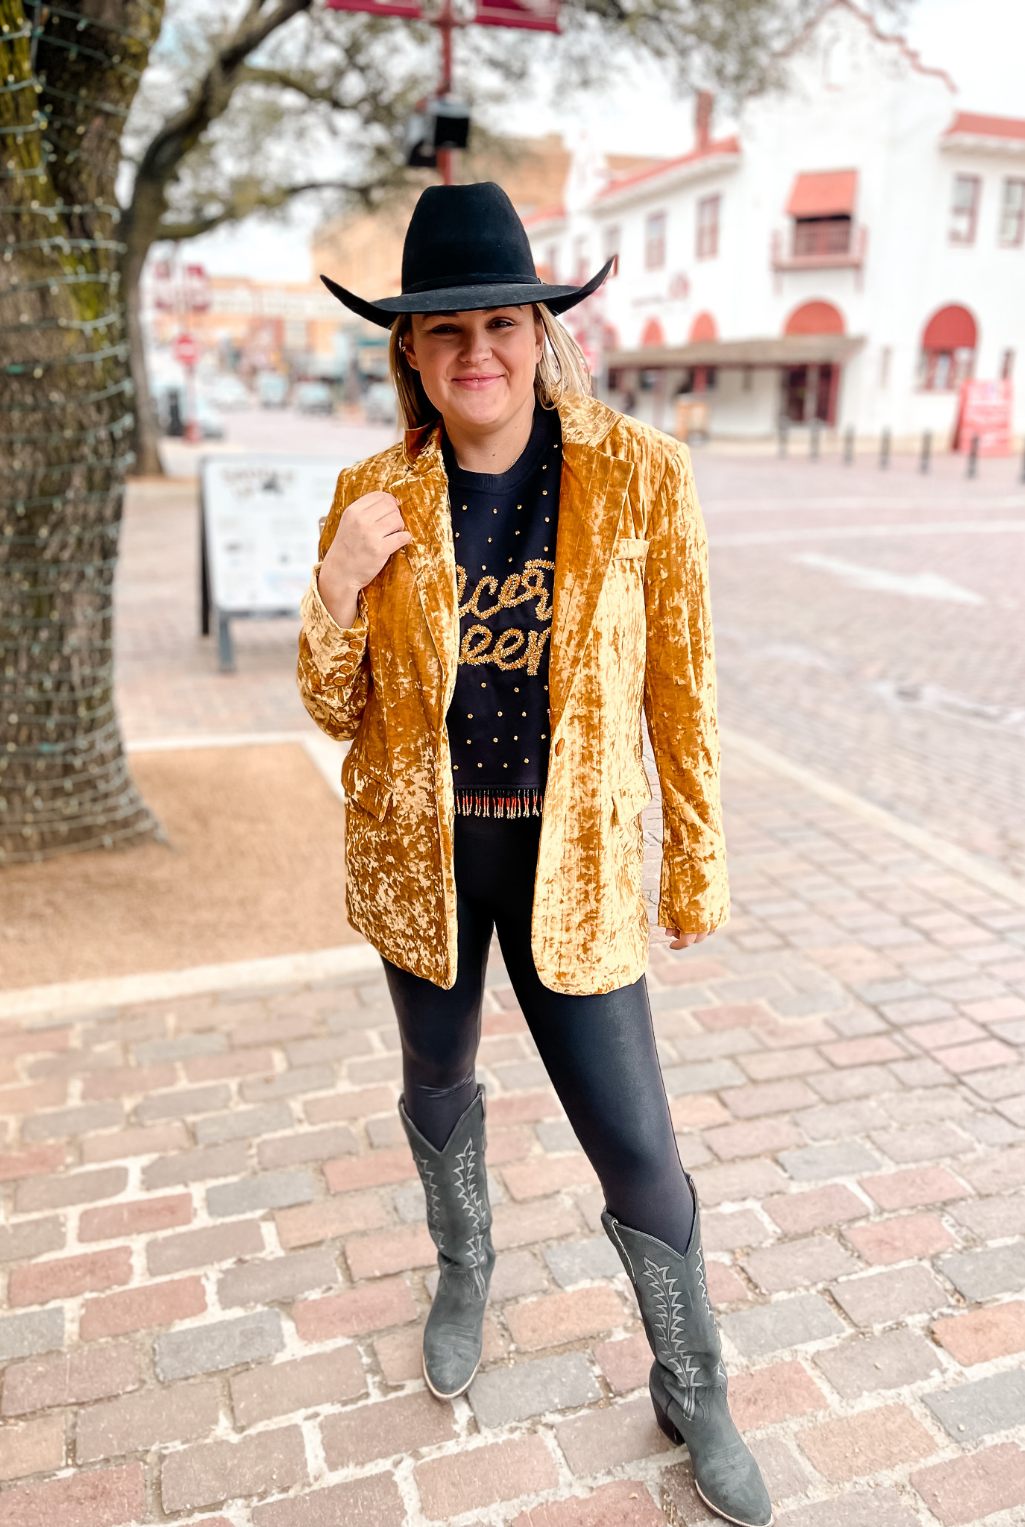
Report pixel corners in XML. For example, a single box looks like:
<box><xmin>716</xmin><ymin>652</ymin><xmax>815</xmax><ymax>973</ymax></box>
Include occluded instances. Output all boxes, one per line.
<box><xmin>652</xmin><ymin>1392</ymin><xmax>683</xmax><ymax>1445</ymax></box>
<box><xmin>649</xmin><ymin>1368</ymin><xmax>684</xmax><ymax>1445</ymax></box>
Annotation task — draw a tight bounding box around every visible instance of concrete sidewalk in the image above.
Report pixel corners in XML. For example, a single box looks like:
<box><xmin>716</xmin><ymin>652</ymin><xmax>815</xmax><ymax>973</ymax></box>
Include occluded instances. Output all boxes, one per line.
<box><xmin>2</xmin><ymin>747</ymin><xmax>1024</xmax><ymax>1526</ymax></box>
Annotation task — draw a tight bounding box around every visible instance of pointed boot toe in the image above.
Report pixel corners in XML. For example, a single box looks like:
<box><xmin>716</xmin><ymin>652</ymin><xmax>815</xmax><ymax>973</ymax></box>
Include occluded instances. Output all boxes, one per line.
<box><xmin>651</xmin><ymin>1363</ymin><xmax>773</xmax><ymax>1527</ymax></box>
<box><xmin>422</xmin><ymin>1284</ymin><xmax>484</xmax><ymax>1398</ymax></box>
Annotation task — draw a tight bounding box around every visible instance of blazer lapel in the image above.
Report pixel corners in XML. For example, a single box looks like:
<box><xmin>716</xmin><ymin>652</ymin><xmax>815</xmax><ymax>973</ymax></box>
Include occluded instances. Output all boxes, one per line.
<box><xmin>548</xmin><ymin>441</ymin><xmax>635</xmax><ymax>724</ymax></box>
<box><xmin>387</xmin><ymin>435</ymin><xmax>459</xmax><ymax>721</ymax></box>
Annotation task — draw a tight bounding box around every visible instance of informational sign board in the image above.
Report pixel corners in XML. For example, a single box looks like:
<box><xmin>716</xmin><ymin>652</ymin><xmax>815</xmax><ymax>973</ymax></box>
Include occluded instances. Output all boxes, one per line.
<box><xmin>200</xmin><ymin>454</ymin><xmax>352</xmax><ymax>670</ymax></box>
<box><xmin>953</xmin><ymin>379</ymin><xmax>1013</xmax><ymax>455</ymax></box>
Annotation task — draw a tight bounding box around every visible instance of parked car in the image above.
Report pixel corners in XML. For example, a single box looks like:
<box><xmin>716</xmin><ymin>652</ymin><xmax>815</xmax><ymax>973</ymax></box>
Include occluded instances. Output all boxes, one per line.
<box><xmin>202</xmin><ymin>374</ymin><xmax>253</xmax><ymax>410</ymax></box>
<box><xmin>193</xmin><ymin>395</ymin><xmax>226</xmax><ymax>439</ymax></box>
<box><xmin>364</xmin><ymin>379</ymin><xmax>397</xmax><ymax>425</ymax></box>
<box><xmin>256</xmin><ymin>371</ymin><xmax>289</xmax><ymax>408</ymax></box>
<box><xmin>295</xmin><ymin>381</ymin><xmax>334</xmax><ymax>415</ymax></box>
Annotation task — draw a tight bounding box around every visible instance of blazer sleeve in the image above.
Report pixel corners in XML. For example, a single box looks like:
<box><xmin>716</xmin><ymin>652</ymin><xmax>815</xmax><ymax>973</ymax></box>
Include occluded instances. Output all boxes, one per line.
<box><xmin>642</xmin><ymin>443</ymin><xmax>730</xmax><ymax>933</ymax></box>
<box><xmin>296</xmin><ymin>469</ymin><xmax>372</xmax><ymax>742</ymax></box>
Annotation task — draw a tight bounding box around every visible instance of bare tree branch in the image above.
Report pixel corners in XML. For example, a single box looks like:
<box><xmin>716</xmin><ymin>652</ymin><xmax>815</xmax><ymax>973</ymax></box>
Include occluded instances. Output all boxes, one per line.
<box><xmin>156</xmin><ymin>175</ymin><xmax>381</xmax><ymax>239</ymax></box>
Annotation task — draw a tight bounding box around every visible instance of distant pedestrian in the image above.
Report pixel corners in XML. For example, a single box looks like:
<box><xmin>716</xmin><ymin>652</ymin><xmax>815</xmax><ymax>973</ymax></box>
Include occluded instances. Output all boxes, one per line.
<box><xmin>301</xmin><ymin>182</ymin><xmax>770</xmax><ymax>1527</ymax></box>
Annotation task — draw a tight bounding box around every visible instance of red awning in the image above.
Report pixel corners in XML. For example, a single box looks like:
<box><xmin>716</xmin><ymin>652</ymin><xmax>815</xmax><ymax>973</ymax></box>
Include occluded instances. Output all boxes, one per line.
<box><xmin>786</xmin><ymin>170</ymin><xmax>858</xmax><ymax>219</ymax></box>
<box><xmin>922</xmin><ymin>305</ymin><xmax>977</xmax><ymax>351</ymax></box>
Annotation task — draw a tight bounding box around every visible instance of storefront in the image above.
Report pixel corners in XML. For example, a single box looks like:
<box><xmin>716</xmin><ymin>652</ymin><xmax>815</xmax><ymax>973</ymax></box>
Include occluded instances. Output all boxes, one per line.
<box><xmin>603</xmin><ymin>333</ymin><xmax>865</xmax><ymax>437</ymax></box>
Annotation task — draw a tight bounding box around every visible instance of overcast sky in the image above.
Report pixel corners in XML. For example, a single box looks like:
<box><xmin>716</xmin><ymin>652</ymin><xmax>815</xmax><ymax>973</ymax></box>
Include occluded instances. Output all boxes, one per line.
<box><xmin>183</xmin><ymin>0</ymin><xmax>1025</xmax><ymax>283</ymax></box>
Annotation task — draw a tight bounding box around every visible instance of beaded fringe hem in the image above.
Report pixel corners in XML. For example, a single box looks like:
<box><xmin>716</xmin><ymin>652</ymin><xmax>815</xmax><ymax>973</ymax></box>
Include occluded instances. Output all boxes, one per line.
<box><xmin>454</xmin><ymin>788</ymin><xmax>544</xmax><ymax>819</ymax></box>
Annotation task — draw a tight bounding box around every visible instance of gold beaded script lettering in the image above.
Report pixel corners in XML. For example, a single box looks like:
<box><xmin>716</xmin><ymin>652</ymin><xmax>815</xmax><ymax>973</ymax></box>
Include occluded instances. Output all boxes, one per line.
<box><xmin>456</xmin><ymin>560</ymin><xmax>555</xmax><ymax>674</ymax></box>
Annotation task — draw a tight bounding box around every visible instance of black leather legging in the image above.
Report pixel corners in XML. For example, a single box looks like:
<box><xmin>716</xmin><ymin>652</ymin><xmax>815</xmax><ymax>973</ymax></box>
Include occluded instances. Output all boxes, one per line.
<box><xmin>382</xmin><ymin>812</ymin><xmax>696</xmax><ymax>1254</ymax></box>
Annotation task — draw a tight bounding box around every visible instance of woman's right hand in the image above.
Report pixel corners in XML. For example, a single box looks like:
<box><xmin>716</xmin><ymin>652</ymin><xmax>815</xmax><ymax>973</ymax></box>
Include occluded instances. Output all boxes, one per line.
<box><xmin>317</xmin><ymin>491</ymin><xmax>412</xmax><ymax>629</ymax></box>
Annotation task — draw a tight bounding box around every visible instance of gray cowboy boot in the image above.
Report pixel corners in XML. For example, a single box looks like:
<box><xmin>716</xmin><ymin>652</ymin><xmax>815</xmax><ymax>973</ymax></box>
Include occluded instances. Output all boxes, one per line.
<box><xmin>399</xmin><ymin>1086</ymin><xmax>495</xmax><ymax>1400</ymax></box>
<box><xmin>603</xmin><ymin>1185</ymin><xmax>772</xmax><ymax>1527</ymax></box>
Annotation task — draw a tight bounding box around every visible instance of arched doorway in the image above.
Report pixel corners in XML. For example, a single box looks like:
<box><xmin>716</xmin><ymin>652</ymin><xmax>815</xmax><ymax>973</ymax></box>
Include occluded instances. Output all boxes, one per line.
<box><xmin>784</xmin><ymin>300</ymin><xmax>845</xmax><ymax>335</ymax></box>
<box><xmin>641</xmin><ymin>317</ymin><xmax>665</xmax><ymax>347</ymax></box>
<box><xmin>919</xmin><ymin>305</ymin><xmax>977</xmax><ymax>390</ymax></box>
<box><xmin>687</xmin><ymin>312</ymin><xmax>717</xmax><ymax>394</ymax></box>
<box><xmin>689</xmin><ymin>311</ymin><xmax>718</xmax><ymax>341</ymax></box>
<box><xmin>782</xmin><ymin>301</ymin><xmax>845</xmax><ymax>423</ymax></box>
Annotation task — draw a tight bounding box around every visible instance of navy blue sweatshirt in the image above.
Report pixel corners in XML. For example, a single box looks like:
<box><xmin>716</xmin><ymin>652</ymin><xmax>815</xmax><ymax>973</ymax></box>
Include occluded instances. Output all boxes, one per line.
<box><xmin>443</xmin><ymin>406</ymin><xmax>562</xmax><ymax>817</ymax></box>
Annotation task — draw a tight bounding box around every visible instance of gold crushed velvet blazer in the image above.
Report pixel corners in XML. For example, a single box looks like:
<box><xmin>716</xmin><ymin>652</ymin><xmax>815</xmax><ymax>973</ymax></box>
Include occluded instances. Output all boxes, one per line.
<box><xmin>298</xmin><ymin>393</ymin><xmax>728</xmax><ymax>995</ymax></box>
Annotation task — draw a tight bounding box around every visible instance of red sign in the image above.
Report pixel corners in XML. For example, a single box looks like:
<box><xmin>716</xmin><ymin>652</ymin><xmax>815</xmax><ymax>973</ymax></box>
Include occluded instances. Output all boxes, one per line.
<box><xmin>953</xmin><ymin>379</ymin><xmax>1013</xmax><ymax>455</ymax></box>
<box><xmin>324</xmin><ymin>0</ymin><xmax>559</xmax><ymax>28</ymax></box>
<box><xmin>152</xmin><ymin>259</ymin><xmax>176</xmax><ymax>313</ymax></box>
<box><xmin>174</xmin><ymin>332</ymin><xmax>201</xmax><ymax>368</ymax></box>
<box><xmin>184</xmin><ymin>263</ymin><xmax>210</xmax><ymax>314</ymax></box>
<box><xmin>473</xmin><ymin>0</ymin><xmax>560</xmax><ymax>29</ymax></box>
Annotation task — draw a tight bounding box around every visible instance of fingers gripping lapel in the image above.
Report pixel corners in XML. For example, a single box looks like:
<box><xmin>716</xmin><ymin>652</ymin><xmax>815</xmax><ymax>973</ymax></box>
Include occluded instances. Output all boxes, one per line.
<box><xmin>400</xmin><ymin>1086</ymin><xmax>495</xmax><ymax>1400</ymax></box>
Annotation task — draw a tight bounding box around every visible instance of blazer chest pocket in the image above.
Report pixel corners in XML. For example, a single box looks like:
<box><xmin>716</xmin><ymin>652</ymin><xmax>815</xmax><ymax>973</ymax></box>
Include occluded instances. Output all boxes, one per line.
<box><xmin>614</xmin><ymin>538</ymin><xmax>650</xmax><ymax>560</ymax></box>
<box><xmin>344</xmin><ymin>762</ymin><xmax>393</xmax><ymax>822</ymax></box>
<box><xmin>612</xmin><ymin>761</ymin><xmax>653</xmax><ymax>826</ymax></box>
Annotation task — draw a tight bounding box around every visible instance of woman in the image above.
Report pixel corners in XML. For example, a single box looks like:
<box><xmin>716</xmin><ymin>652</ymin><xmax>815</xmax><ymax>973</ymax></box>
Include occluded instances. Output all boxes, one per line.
<box><xmin>300</xmin><ymin>182</ymin><xmax>771</xmax><ymax>1527</ymax></box>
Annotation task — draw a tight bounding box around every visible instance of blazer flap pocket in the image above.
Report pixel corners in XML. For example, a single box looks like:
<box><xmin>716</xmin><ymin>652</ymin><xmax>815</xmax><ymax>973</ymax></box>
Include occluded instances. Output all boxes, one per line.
<box><xmin>345</xmin><ymin>763</ymin><xmax>393</xmax><ymax>822</ymax></box>
<box><xmin>614</xmin><ymin>538</ymin><xmax>650</xmax><ymax>560</ymax></box>
<box><xmin>612</xmin><ymin>762</ymin><xmax>653</xmax><ymax>826</ymax></box>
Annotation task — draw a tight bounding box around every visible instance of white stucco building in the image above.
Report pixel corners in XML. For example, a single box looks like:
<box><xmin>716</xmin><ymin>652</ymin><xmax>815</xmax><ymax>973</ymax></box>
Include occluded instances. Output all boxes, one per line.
<box><xmin>526</xmin><ymin>0</ymin><xmax>1025</xmax><ymax>443</ymax></box>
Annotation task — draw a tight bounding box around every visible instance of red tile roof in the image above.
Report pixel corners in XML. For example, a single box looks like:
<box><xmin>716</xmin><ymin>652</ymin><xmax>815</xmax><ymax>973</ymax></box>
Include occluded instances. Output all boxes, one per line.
<box><xmin>596</xmin><ymin>136</ymin><xmax>741</xmax><ymax>201</ymax></box>
<box><xmin>522</xmin><ymin>202</ymin><xmax>565</xmax><ymax>228</ymax></box>
<box><xmin>945</xmin><ymin>112</ymin><xmax>1025</xmax><ymax>142</ymax></box>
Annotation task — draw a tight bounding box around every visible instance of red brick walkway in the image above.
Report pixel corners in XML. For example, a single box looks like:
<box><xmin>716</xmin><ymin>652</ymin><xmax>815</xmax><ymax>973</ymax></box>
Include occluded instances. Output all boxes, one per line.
<box><xmin>2</xmin><ymin>750</ymin><xmax>1024</xmax><ymax>1525</ymax></box>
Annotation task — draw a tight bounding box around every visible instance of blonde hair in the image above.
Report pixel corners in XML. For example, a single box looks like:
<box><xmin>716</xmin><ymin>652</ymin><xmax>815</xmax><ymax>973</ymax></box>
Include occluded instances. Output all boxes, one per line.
<box><xmin>388</xmin><ymin>303</ymin><xmax>591</xmax><ymax>430</ymax></box>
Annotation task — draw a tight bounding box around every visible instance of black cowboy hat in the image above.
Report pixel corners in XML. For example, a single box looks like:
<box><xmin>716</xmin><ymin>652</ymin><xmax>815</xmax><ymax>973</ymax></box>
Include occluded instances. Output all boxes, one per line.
<box><xmin>320</xmin><ymin>182</ymin><xmax>612</xmax><ymax>329</ymax></box>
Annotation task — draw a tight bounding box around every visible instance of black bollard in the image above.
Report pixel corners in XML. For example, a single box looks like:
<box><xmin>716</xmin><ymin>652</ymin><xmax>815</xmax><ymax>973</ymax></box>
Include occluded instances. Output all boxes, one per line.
<box><xmin>967</xmin><ymin>434</ymin><xmax>980</xmax><ymax>478</ymax></box>
<box><xmin>843</xmin><ymin>426</ymin><xmax>855</xmax><ymax>464</ymax></box>
<box><xmin>919</xmin><ymin>430</ymin><xmax>931</xmax><ymax>474</ymax></box>
<box><xmin>810</xmin><ymin>422</ymin><xmax>821</xmax><ymax>460</ymax></box>
<box><xmin>879</xmin><ymin>428</ymin><xmax>891</xmax><ymax>469</ymax></box>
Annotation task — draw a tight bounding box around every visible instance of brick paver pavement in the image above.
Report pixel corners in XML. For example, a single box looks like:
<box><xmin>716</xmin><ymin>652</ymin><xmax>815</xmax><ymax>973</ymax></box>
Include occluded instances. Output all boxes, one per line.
<box><xmin>3</xmin><ymin>748</ymin><xmax>1025</xmax><ymax>1525</ymax></box>
<box><xmin>703</xmin><ymin>449</ymin><xmax>1025</xmax><ymax>885</ymax></box>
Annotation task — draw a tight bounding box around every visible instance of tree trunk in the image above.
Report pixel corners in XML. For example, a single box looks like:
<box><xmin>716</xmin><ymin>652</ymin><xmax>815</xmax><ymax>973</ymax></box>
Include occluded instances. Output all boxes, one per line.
<box><xmin>123</xmin><ymin>238</ymin><xmax>164</xmax><ymax>478</ymax></box>
<box><xmin>0</xmin><ymin>0</ymin><xmax>165</xmax><ymax>863</ymax></box>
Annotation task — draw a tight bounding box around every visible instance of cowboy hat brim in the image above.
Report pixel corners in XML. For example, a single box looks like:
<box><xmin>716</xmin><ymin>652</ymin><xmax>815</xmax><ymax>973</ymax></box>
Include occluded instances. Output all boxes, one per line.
<box><xmin>319</xmin><ymin>259</ymin><xmax>614</xmax><ymax>329</ymax></box>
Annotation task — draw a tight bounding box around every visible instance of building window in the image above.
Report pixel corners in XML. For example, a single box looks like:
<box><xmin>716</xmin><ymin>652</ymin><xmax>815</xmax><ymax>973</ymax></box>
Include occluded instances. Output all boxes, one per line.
<box><xmin>1002</xmin><ymin>349</ymin><xmax>1015</xmax><ymax>380</ymax></box>
<box><xmin>792</xmin><ymin>216</ymin><xmax>852</xmax><ymax>257</ymax></box>
<box><xmin>696</xmin><ymin>195</ymin><xmax>720</xmax><ymax>259</ymax></box>
<box><xmin>919</xmin><ymin>304</ymin><xmax>977</xmax><ymax>390</ymax></box>
<box><xmin>645</xmin><ymin>212</ymin><xmax>666</xmax><ymax>270</ymax></box>
<box><xmin>950</xmin><ymin>175</ymin><xmax>980</xmax><ymax>245</ymax></box>
<box><xmin>1000</xmin><ymin>179</ymin><xmax>1025</xmax><ymax>246</ymax></box>
<box><xmin>603</xmin><ymin>224</ymin><xmax>621</xmax><ymax>271</ymax></box>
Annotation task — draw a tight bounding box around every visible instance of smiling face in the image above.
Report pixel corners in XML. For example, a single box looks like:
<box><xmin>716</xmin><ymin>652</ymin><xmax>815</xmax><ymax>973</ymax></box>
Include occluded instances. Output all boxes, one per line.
<box><xmin>403</xmin><ymin>306</ymin><xmax>544</xmax><ymax>438</ymax></box>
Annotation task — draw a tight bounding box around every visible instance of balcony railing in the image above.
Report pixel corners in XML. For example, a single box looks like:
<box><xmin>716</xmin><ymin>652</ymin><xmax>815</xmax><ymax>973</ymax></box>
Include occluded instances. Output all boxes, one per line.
<box><xmin>794</xmin><ymin>220</ymin><xmax>851</xmax><ymax>256</ymax></box>
<box><xmin>772</xmin><ymin>223</ymin><xmax>867</xmax><ymax>271</ymax></box>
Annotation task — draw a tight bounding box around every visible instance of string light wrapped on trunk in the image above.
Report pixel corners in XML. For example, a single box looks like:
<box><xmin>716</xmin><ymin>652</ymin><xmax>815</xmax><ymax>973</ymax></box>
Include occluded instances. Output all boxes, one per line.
<box><xmin>0</xmin><ymin>1</ymin><xmax>164</xmax><ymax>863</ymax></box>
